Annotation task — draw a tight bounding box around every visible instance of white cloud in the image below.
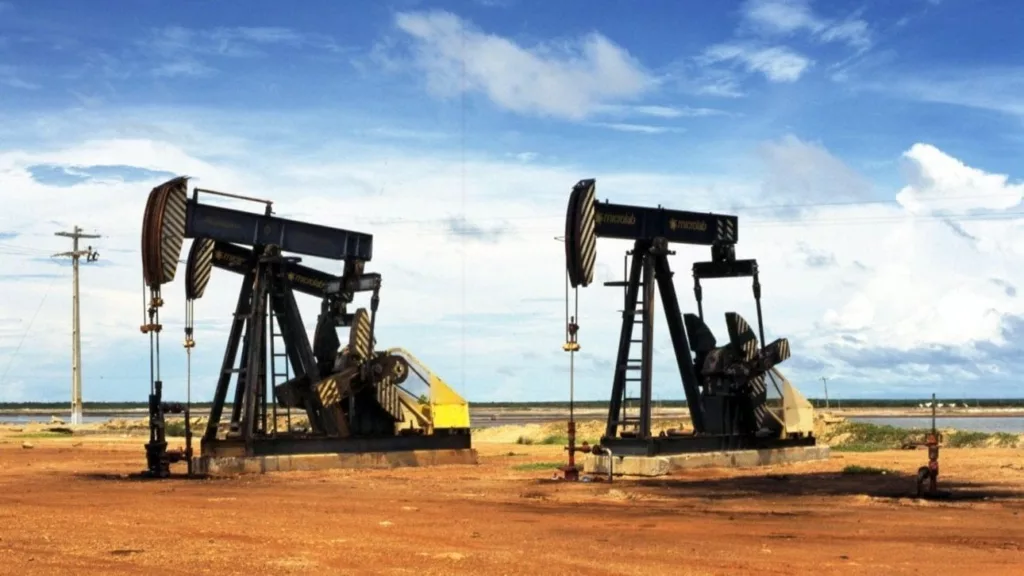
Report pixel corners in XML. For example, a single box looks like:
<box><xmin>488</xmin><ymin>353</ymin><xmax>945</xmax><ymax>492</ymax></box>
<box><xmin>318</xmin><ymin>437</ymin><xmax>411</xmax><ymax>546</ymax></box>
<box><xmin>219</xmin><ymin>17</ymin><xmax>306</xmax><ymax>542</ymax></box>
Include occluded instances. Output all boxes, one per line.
<box><xmin>896</xmin><ymin>143</ymin><xmax>1024</xmax><ymax>214</ymax></box>
<box><xmin>0</xmin><ymin>65</ymin><xmax>40</xmax><ymax>90</ymax></box>
<box><xmin>740</xmin><ymin>0</ymin><xmax>872</xmax><ymax>51</ymax></box>
<box><xmin>757</xmin><ymin>134</ymin><xmax>873</xmax><ymax>202</ymax></box>
<box><xmin>510</xmin><ymin>151</ymin><xmax>538</xmax><ymax>162</ymax></box>
<box><xmin>701</xmin><ymin>44</ymin><xmax>812</xmax><ymax>82</ymax></box>
<box><xmin>879</xmin><ymin>67</ymin><xmax>1024</xmax><ymax>119</ymax></box>
<box><xmin>743</xmin><ymin>0</ymin><xmax>823</xmax><ymax>34</ymax></box>
<box><xmin>592</xmin><ymin>122</ymin><xmax>682</xmax><ymax>134</ymax></box>
<box><xmin>152</xmin><ymin>60</ymin><xmax>216</xmax><ymax>78</ymax></box>
<box><xmin>593</xmin><ymin>104</ymin><xmax>729</xmax><ymax>119</ymax></box>
<box><xmin>393</xmin><ymin>10</ymin><xmax>655</xmax><ymax>120</ymax></box>
<box><xmin>143</xmin><ymin>25</ymin><xmax>345</xmax><ymax>77</ymax></box>
<box><xmin>1</xmin><ymin>113</ymin><xmax>1022</xmax><ymax>402</ymax></box>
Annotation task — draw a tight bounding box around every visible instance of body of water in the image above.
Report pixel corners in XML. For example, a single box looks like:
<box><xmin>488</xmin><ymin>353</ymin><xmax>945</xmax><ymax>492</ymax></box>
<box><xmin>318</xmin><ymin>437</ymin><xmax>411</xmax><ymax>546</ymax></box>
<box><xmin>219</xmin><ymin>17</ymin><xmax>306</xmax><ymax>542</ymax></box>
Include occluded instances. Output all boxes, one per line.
<box><xmin>849</xmin><ymin>416</ymin><xmax>1024</xmax><ymax>434</ymax></box>
<box><xmin>0</xmin><ymin>414</ymin><xmax>123</xmax><ymax>424</ymax></box>
<box><xmin>4</xmin><ymin>413</ymin><xmax>1023</xmax><ymax>435</ymax></box>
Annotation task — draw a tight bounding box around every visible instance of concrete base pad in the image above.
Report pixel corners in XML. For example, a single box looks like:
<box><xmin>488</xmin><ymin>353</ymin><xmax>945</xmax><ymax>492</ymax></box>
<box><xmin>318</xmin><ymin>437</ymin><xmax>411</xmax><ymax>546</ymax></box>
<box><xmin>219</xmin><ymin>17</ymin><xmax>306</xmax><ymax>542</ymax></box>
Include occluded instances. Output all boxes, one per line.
<box><xmin>192</xmin><ymin>448</ymin><xmax>479</xmax><ymax>477</ymax></box>
<box><xmin>583</xmin><ymin>445</ymin><xmax>831</xmax><ymax>477</ymax></box>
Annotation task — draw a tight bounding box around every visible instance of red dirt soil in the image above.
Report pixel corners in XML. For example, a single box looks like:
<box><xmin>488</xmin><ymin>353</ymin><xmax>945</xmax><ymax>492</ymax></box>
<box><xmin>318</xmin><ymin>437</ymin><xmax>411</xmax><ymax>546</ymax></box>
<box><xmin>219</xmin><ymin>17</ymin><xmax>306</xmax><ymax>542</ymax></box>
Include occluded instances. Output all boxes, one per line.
<box><xmin>1</xmin><ymin>436</ymin><xmax>1022</xmax><ymax>575</ymax></box>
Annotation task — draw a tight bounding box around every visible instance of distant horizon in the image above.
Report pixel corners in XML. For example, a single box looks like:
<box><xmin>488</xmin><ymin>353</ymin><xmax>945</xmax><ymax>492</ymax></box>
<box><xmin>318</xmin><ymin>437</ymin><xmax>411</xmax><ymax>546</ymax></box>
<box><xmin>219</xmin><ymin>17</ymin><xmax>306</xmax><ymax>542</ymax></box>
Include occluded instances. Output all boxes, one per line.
<box><xmin>3</xmin><ymin>397</ymin><xmax>1024</xmax><ymax>410</ymax></box>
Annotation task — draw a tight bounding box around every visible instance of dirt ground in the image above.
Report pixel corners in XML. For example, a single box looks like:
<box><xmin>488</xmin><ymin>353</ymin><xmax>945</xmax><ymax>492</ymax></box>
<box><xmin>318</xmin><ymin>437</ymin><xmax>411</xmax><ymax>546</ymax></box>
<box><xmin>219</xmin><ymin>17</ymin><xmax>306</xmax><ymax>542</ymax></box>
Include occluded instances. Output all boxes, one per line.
<box><xmin>1</xmin><ymin>433</ymin><xmax>1023</xmax><ymax>576</ymax></box>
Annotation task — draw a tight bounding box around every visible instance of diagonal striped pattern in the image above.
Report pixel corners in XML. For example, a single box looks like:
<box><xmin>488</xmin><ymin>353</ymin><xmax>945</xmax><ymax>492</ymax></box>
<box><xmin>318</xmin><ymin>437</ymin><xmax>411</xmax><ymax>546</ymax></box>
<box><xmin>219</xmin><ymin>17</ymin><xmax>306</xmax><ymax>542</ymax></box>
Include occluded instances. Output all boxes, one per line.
<box><xmin>715</xmin><ymin>218</ymin><xmax>736</xmax><ymax>243</ymax></box>
<box><xmin>375</xmin><ymin>378</ymin><xmax>403</xmax><ymax>421</ymax></box>
<box><xmin>725</xmin><ymin>312</ymin><xmax>769</xmax><ymax>428</ymax></box>
<box><xmin>577</xmin><ymin>180</ymin><xmax>596</xmax><ymax>287</ymax></box>
<box><xmin>184</xmin><ymin>238</ymin><xmax>214</xmax><ymax>300</ymax></box>
<box><xmin>726</xmin><ymin>312</ymin><xmax>759</xmax><ymax>362</ymax></box>
<box><xmin>158</xmin><ymin>179</ymin><xmax>188</xmax><ymax>285</ymax></box>
<box><xmin>141</xmin><ymin>176</ymin><xmax>189</xmax><ymax>288</ymax></box>
<box><xmin>317</xmin><ymin>377</ymin><xmax>342</xmax><ymax>407</ymax></box>
<box><xmin>565</xmin><ymin>178</ymin><xmax>597</xmax><ymax>288</ymax></box>
<box><xmin>348</xmin><ymin>308</ymin><xmax>372</xmax><ymax>362</ymax></box>
<box><xmin>749</xmin><ymin>374</ymin><xmax>769</xmax><ymax>428</ymax></box>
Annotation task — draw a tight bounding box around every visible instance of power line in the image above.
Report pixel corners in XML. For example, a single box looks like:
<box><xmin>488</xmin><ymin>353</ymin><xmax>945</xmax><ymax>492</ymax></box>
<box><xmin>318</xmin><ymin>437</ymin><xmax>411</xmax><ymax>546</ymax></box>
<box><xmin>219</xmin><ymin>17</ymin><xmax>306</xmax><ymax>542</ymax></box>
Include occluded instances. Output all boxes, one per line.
<box><xmin>4</xmin><ymin>191</ymin><xmax>1018</xmax><ymax>243</ymax></box>
<box><xmin>52</xmin><ymin>226</ymin><xmax>101</xmax><ymax>426</ymax></box>
<box><xmin>0</xmin><ymin>273</ymin><xmax>64</xmax><ymax>388</ymax></box>
<box><xmin>3</xmin><ymin>208</ymin><xmax>1018</xmax><ymax>252</ymax></box>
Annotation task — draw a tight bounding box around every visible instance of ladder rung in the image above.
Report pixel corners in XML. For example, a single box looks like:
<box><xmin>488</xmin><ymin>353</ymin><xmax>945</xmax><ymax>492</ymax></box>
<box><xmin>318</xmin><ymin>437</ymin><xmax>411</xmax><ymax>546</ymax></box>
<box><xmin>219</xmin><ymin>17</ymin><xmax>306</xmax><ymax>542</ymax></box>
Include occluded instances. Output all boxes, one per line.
<box><xmin>625</xmin><ymin>377</ymin><xmax>642</xmax><ymax>382</ymax></box>
<box><xmin>623</xmin><ymin>365</ymin><xmax>641</xmax><ymax>371</ymax></box>
<box><xmin>630</xmin><ymin>339</ymin><xmax>642</xmax><ymax>343</ymax></box>
<box><xmin>618</xmin><ymin>310</ymin><xmax>645</xmax><ymax>315</ymax></box>
<box><xmin>224</xmin><ymin>368</ymin><xmax>246</xmax><ymax>374</ymax></box>
<box><xmin>272</xmin><ymin>352</ymin><xmax>288</xmax><ymax>357</ymax></box>
<box><xmin>624</xmin><ymin>397</ymin><xmax>643</xmax><ymax>402</ymax></box>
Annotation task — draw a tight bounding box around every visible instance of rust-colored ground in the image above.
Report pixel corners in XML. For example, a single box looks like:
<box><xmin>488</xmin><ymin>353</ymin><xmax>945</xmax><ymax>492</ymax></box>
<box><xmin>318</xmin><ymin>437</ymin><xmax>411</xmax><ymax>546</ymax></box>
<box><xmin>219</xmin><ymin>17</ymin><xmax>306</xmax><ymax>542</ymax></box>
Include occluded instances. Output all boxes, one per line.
<box><xmin>1</xmin><ymin>434</ymin><xmax>1022</xmax><ymax>576</ymax></box>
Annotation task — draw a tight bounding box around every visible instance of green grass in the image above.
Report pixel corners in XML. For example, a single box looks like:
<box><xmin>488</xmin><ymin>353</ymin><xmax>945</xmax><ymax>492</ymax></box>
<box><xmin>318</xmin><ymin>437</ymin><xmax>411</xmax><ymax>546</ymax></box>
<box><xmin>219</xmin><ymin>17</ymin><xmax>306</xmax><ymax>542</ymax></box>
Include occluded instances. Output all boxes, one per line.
<box><xmin>992</xmin><ymin>432</ymin><xmax>1019</xmax><ymax>447</ymax></box>
<box><xmin>164</xmin><ymin>420</ymin><xmax>192</xmax><ymax>437</ymax></box>
<box><xmin>842</xmin><ymin>465</ymin><xmax>897</xmax><ymax>476</ymax></box>
<box><xmin>828</xmin><ymin>422</ymin><xmax>1021</xmax><ymax>451</ymax></box>
<box><xmin>512</xmin><ymin>461</ymin><xmax>564</xmax><ymax>471</ymax></box>
<box><xmin>515</xmin><ymin>434</ymin><xmax>599</xmax><ymax>446</ymax></box>
<box><xmin>831</xmin><ymin>443</ymin><xmax>889</xmax><ymax>453</ymax></box>
<box><xmin>946</xmin><ymin>430</ymin><xmax>989</xmax><ymax>448</ymax></box>
<box><xmin>539</xmin><ymin>434</ymin><xmax>567</xmax><ymax>445</ymax></box>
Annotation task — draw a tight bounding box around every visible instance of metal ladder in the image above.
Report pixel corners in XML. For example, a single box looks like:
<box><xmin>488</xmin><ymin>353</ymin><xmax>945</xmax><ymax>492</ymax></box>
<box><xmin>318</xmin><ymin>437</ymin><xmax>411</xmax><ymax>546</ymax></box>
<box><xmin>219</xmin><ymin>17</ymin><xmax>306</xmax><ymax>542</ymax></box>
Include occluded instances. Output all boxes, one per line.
<box><xmin>267</xmin><ymin>298</ymin><xmax>291</xmax><ymax>435</ymax></box>
<box><xmin>606</xmin><ymin>248</ymin><xmax>650</xmax><ymax>435</ymax></box>
<box><xmin>224</xmin><ymin>308</ymin><xmax>250</xmax><ymax>439</ymax></box>
<box><xmin>618</xmin><ymin>289</ymin><xmax>646</xmax><ymax>433</ymax></box>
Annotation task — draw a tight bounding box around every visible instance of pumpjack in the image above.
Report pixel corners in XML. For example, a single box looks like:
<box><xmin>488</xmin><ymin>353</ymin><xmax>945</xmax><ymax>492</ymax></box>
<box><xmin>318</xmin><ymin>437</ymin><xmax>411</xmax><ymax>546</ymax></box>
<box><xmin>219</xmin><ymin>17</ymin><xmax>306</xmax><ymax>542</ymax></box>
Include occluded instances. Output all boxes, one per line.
<box><xmin>564</xmin><ymin>178</ymin><xmax>815</xmax><ymax>456</ymax></box>
<box><xmin>139</xmin><ymin>177</ymin><xmax>472</xmax><ymax>477</ymax></box>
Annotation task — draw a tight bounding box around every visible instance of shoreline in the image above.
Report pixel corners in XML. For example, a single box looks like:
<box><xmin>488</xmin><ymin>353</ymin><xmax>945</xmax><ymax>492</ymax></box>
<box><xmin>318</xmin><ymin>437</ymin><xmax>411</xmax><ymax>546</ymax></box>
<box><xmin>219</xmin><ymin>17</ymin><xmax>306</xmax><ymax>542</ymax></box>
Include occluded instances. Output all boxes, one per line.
<box><xmin>3</xmin><ymin>406</ymin><xmax>1024</xmax><ymax>422</ymax></box>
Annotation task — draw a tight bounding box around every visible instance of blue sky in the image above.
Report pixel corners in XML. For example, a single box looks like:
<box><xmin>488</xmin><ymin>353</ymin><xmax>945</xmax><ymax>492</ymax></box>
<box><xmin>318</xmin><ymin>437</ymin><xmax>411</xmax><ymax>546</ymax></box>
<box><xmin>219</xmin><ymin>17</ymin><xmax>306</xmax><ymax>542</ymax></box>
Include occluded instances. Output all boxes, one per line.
<box><xmin>0</xmin><ymin>0</ymin><xmax>1022</xmax><ymax>407</ymax></box>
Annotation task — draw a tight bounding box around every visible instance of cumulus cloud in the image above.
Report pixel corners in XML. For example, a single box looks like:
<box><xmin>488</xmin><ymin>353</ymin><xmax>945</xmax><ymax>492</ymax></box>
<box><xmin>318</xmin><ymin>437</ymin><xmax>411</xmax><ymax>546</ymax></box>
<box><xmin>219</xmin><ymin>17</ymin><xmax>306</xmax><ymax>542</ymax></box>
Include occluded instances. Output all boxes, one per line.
<box><xmin>393</xmin><ymin>10</ymin><xmax>655</xmax><ymax>120</ymax></box>
<box><xmin>1</xmin><ymin>112</ymin><xmax>1022</xmax><ymax>403</ymax></box>
<box><xmin>896</xmin><ymin>143</ymin><xmax>1024</xmax><ymax>215</ymax></box>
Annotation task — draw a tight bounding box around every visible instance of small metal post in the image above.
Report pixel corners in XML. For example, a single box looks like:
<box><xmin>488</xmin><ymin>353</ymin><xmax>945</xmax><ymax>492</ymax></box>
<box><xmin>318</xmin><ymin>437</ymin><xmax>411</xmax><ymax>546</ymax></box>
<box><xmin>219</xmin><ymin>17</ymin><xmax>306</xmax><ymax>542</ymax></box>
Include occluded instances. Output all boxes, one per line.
<box><xmin>752</xmin><ymin>269</ymin><xmax>766</xmax><ymax>351</ymax></box>
<box><xmin>563</xmin><ymin>313</ymin><xmax>581</xmax><ymax>481</ymax></box>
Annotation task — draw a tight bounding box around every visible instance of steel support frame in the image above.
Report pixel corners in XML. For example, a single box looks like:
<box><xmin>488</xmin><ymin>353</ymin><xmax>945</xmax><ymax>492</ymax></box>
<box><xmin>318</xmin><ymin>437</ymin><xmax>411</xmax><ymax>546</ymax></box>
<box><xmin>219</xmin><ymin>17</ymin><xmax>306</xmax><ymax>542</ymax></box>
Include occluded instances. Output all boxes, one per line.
<box><xmin>599</xmin><ymin>239</ymin><xmax>816</xmax><ymax>457</ymax></box>
<box><xmin>603</xmin><ymin>239</ymin><xmax>706</xmax><ymax>442</ymax></box>
<box><xmin>201</xmin><ymin>248</ymin><xmax>334</xmax><ymax>456</ymax></box>
<box><xmin>198</xmin><ymin>248</ymin><xmax>467</xmax><ymax>460</ymax></box>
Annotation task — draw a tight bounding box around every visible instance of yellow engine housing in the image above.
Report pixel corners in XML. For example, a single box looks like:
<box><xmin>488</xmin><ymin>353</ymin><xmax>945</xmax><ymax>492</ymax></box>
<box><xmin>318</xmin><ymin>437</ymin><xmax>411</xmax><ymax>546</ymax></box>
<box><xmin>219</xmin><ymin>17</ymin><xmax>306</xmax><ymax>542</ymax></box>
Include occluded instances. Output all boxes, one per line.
<box><xmin>386</xmin><ymin>348</ymin><xmax>471</xmax><ymax>433</ymax></box>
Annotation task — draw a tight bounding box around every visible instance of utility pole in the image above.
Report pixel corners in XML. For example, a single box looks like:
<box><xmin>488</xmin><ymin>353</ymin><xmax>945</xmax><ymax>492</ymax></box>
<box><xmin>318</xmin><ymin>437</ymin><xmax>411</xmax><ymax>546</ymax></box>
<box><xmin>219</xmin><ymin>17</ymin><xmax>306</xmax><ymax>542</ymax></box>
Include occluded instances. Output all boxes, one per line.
<box><xmin>821</xmin><ymin>376</ymin><xmax>830</xmax><ymax>410</ymax></box>
<box><xmin>53</xmin><ymin>226</ymin><xmax>100</xmax><ymax>426</ymax></box>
